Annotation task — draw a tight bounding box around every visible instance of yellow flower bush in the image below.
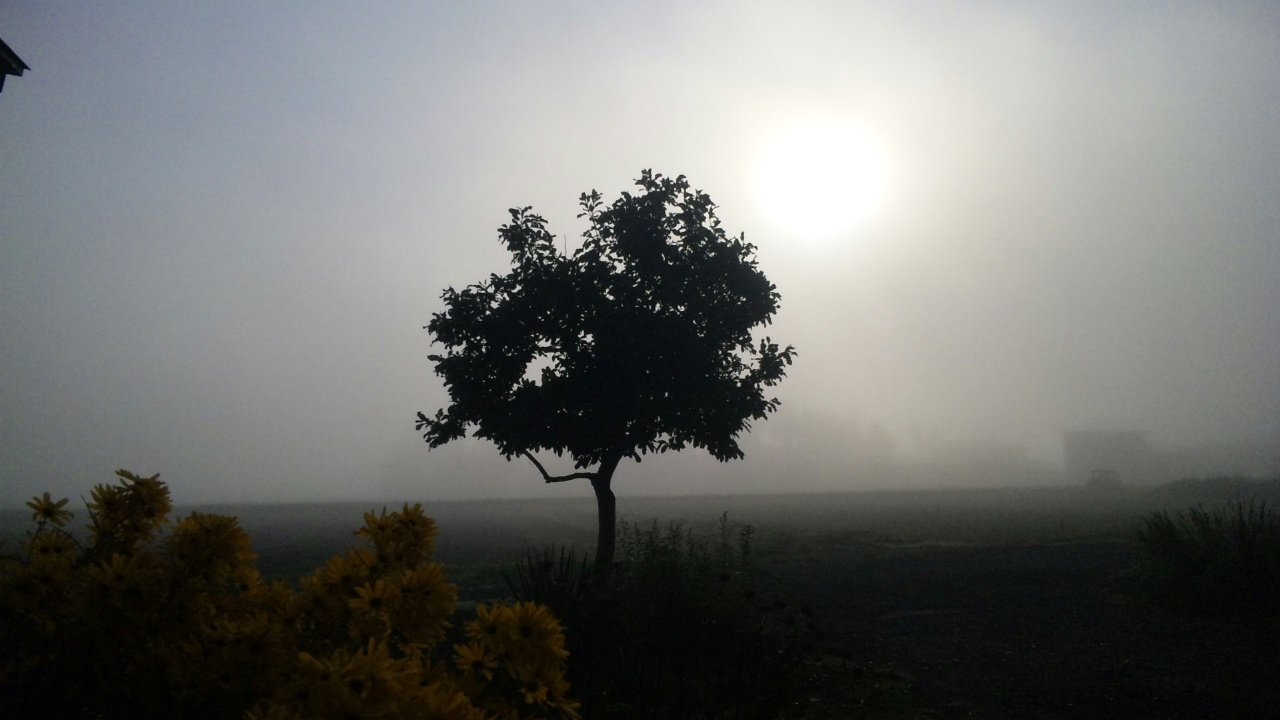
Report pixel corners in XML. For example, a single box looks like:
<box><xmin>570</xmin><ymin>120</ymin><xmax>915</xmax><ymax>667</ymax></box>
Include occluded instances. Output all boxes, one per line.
<box><xmin>0</xmin><ymin>470</ymin><xmax>579</xmax><ymax>720</ymax></box>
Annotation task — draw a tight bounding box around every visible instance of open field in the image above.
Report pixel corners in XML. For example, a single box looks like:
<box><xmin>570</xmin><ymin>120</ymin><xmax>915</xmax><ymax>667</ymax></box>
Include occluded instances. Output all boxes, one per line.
<box><xmin>5</xmin><ymin>483</ymin><xmax>1279</xmax><ymax>717</ymax></box>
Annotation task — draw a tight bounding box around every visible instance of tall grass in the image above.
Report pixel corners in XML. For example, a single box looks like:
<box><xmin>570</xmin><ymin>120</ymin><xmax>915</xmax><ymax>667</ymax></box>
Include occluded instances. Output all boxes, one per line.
<box><xmin>1134</xmin><ymin>500</ymin><xmax>1280</xmax><ymax>614</ymax></box>
<box><xmin>507</xmin><ymin>513</ymin><xmax>818</xmax><ymax>719</ymax></box>
<box><xmin>503</xmin><ymin>544</ymin><xmax>593</xmax><ymax>611</ymax></box>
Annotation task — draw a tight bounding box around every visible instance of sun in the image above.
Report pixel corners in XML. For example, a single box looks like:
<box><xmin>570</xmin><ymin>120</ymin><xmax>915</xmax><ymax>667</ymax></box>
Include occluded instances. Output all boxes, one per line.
<box><xmin>754</xmin><ymin>121</ymin><xmax>889</xmax><ymax>241</ymax></box>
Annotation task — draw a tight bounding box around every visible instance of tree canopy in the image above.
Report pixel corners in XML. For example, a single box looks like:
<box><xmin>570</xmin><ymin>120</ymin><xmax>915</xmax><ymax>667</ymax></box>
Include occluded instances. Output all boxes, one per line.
<box><xmin>417</xmin><ymin>170</ymin><xmax>794</xmax><ymax>571</ymax></box>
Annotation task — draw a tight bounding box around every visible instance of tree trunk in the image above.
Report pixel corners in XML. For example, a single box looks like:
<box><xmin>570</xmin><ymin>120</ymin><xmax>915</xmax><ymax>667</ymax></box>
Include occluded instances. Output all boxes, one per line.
<box><xmin>590</xmin><ymin>453</ymin><xmax>622</xmax><ymax>579</ymax></box>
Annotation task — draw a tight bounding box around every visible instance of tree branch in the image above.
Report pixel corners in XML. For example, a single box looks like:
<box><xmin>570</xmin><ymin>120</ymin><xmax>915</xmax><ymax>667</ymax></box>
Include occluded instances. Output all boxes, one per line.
<box><xmin>521</xmin><ymin>451</ymin><xmax>597</xmax><ymax>484</ymax></box>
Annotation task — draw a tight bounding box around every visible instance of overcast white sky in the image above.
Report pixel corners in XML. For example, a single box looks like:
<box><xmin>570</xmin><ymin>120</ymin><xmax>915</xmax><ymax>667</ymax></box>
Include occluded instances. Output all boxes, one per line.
<box><xmin>3</xmin><ymin>1</ymin><xmax>1278</xmax><ymax>505</ymax></box>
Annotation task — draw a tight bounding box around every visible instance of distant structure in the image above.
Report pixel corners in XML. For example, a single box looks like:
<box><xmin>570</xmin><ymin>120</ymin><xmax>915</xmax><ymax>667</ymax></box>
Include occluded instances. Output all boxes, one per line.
<box><xmin>1063</xmin><ymin>431</ymin><xmax>1155</xmax><ymax>486</ymax></box>
<box><xmin>1</xmin><ymin>37</ymin><xmax>30</xmax><ymax>93</ymax></box>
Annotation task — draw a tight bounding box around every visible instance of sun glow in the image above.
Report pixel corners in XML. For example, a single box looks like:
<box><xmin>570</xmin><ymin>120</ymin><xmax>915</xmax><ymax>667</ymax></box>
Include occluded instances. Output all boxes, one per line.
<box><xmin>754</xmin><ymin>121</ymin><xmax>889</xmax><ymax>242</ymax></box>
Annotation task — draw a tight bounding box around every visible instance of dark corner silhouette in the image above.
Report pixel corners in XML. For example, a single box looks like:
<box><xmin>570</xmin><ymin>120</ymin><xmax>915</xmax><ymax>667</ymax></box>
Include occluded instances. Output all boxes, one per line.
<box><xmin>0</xmin><ymin>37</ymin><xmax>29</xmax><ymax>94</ymax></box>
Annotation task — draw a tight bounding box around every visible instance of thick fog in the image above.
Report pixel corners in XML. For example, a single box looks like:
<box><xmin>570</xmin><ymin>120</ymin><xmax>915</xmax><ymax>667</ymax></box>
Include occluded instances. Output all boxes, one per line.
<box><xmin>3</xmin><ymin>1</ymin><xmax>1278</xmax><ymax>506</ymax></box>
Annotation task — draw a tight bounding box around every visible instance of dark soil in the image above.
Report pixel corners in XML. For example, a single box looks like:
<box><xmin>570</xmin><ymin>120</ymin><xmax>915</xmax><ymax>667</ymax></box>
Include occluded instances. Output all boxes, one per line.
<box><xmin>774</xmin><ymin>540</ymin><xmax>1280</xmax><ymax>719</ymax></box>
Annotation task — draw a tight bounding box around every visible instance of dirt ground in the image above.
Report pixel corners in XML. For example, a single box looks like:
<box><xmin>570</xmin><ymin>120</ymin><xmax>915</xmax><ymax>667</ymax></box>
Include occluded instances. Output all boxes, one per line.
<box><xmin>774</xmin><ymin>540</ymin><xmax>1280</xmax><ymax>719</ymax></box>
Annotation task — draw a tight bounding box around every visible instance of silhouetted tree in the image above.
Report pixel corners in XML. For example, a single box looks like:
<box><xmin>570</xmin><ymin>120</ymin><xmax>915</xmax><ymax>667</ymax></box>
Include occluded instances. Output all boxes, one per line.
<box><xmin>417</xmin><ymin>171</ymin><xmax>795</xmax><ymax>575</ymax></box>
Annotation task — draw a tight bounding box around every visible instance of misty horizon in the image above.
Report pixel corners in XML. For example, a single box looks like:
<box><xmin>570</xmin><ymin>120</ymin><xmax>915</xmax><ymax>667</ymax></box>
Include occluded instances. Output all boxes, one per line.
<box><xmin>3</xmin><ymin>2</ymin><xmax>1278</xmax><ymax>506</ymax></box>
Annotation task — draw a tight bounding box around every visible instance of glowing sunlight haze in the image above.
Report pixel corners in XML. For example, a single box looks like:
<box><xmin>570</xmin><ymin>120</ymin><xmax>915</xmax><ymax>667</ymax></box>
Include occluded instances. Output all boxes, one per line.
<box><xmin>754</xmin><ymin>121</ymin><xmax>889</xmax><ymax>242</ymax></box>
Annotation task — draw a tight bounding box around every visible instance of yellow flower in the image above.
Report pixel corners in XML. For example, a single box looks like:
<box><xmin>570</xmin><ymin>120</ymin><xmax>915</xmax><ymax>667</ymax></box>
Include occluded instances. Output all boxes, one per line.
<box><xmin>311</xmin><ymin>549</ymin><xmax>373</xmax><ymax>594</ymax></box>
<box><xmin>393</xmin><ymin>503</ymin><xmax>438</xmax><ymax>542</ymax></box>
<box><xmin>25</xmin><ymin>493</ymin><xmax>72</xmax><ymax>527</ymax></box>
<box><xmin>541</xmin><ymin>669</ymin><xmax>581</xmax><ymax>720</ymax></box>
<box><xmin>83</xmin><ymin>552</ymin><xmax>166</xmax><ymax>614</ymax></box>
<box><xmin>349</xmin><ymin>578</ymin><xmax>400</xmax><ymax>616</ymax></box>
<box><xmin>355</xmin><ymin>508</ymin><xmax>392</xmax><ymax>542</ymax></box>
<box><xmin>245</xmin><ymin>579</ymin><xmax>304</xmax><ymax>622</ymax></box>
<box><xmin>3</xmin><ymin>562</ymin><xmax>65</xmax><ymax>609</ymax></box>
<box><xmin>117</xmin><ymin>469</ymin><xmax>171</xmax><ymax>522</ymax></box>
<box><xmin>26</xmin><ymin>532</ymin><xmax>77</xmax><ymax>568</ymax></box>
<box><xmin>87</xmin><ymin>471</ymin><xmax>171</xmax><ymax>549</ymax></box>
<box><xmin>357</xmin><ymin>503</ymin><xmax>439</xmax><ymax>567</ymax></box>
<box><xmin>338</xmin><ymin>639</ymin><xmax>416</xmax><ymax>707</ymax></box>
<box><xmin>453</xmin><ymin>640</ymin><xmax>498</xmax><ymax>680</ymax></box>
<box><xmin>2</xmin><ymin>471</ymin><xmax>579</xmax><ymax>719</ymax></box>
<box><xmin>167</xmin><ymin>511</ymin><xmax>257</xmax><ymax>583</ymax></box>
<box><xmin>505</xmin><ymin>601</ymin><xmax>569</xmax><ymax>668</ymax></box>
<box><xmin>93</xmin><ymin>551</ymin><xmax>131</xmax><ymax>577</ymax></box>
<box><xmin>511</xmin><ymin>601</ymin><xmax>564</xmax><ymax>641</ymax></box>
<box><xmin>396</xmin><ymin>563</ymin><xmax>457</xmax><ymax>633</ymax></box>
<box><xmin>467</xmin><ymin>603</ymin><xmax>513</xmax><ymax>643</ymax></box>
<box><xmin>521</xmin><ymin>678</ymin><xmax>549</xmax><ymax>705</ymax></box>
<box><xmin>413</xmin><ymin>683</ymin><xmax>486</xmax><ymax>720</ymax></box>
<box><xmin>295</xmin><ymin>650</ymin><xmax>333</xmax><ymax>681</ymax></box>
<box><xmin>88</xmin><ymin>482</ymin><xmax>123</xmax><ymax>518</ymax></box>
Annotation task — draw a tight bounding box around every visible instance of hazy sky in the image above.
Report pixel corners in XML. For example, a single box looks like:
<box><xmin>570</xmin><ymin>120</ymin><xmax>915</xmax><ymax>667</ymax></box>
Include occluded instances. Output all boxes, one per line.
<box><xmin>3</xmin><ymin>1</ymin><xmax>1278</xmax><ymax>505</ymax></box>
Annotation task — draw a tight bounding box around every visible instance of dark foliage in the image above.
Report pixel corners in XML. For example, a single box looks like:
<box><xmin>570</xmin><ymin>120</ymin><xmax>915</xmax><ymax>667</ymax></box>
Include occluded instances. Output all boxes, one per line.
<box><xmin>1134</xmin><ymin>500</ymin><xmax>1280</xmax><ymax>614</ymax></box>
<box><xmin>502</xmin><ymin>545</ymin><xmax>594</xmax><ymax>617</ymax></box>
<box><xmin>507</xmin><ymin>515</ymin><xmax>820</xmax><ymax>719</ymax></box>
<box><xmin>418</xmin><ymin>170</ymin><xmax>793</xmax><ymax>465</ymax></box>
<box><xmin>417</xmin><ymin>171</ymin><xmax>795</xmax><ymax>571</ymax></box>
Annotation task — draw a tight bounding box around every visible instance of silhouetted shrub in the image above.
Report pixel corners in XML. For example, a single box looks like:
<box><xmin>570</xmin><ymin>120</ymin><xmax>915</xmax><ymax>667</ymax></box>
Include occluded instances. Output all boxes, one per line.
<box><xmin>1</xmin><ymin>470</ymin><xmax>579</xmax><ymax>720</ymax></box>
<box><xmin>505</xmin><ymin>545</ymin><xmax>593</xmax><ymax>609</ymax></box>
<box><xmin>1134</xmin><ymin>500</ymin><xmax>1280</xmax><ymax>614</ymax></box>
<box><xmin>509</xmin><ymin>513</ymin><xmax>818</xmax><ymax>719</ymax></box>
